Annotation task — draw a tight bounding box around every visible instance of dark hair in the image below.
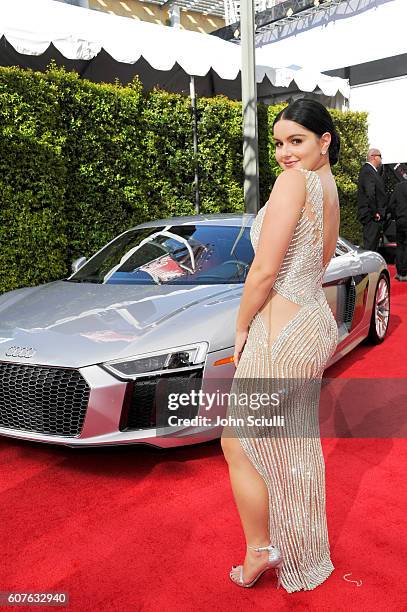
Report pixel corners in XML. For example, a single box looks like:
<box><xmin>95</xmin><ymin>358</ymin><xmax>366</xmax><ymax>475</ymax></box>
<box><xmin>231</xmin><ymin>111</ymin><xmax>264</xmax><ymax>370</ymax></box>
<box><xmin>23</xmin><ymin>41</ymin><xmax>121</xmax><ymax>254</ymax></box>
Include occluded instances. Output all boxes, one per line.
<box><xmin>272</xmin><ymin>98</ymin><xmax>340</xmax><ymax>166</ymax></box>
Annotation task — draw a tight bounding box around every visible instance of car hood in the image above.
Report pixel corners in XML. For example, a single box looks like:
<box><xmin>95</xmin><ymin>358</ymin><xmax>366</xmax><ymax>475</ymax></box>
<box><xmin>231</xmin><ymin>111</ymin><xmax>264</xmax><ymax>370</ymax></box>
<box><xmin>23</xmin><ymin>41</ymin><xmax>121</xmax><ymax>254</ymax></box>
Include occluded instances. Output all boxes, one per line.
<box><xmin>0</xmin><ymin>281</ymin><xmax>239</xmax><ymax>368</ymax></box>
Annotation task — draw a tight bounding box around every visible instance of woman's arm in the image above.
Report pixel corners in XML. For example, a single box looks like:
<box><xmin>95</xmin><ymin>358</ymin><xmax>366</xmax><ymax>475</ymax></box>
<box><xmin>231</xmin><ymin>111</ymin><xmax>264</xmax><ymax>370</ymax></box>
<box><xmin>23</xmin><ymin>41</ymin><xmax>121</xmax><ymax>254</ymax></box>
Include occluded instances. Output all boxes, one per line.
<box><xmin>235</xmin><ymin>169</ymin><xmax>307</xmax><ymax>334</ymax></box>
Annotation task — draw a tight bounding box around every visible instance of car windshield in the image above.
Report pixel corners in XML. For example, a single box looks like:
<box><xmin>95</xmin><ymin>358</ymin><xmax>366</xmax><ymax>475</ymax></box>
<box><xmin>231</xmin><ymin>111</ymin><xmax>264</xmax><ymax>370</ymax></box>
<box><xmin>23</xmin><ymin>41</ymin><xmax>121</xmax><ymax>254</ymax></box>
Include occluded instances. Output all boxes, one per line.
<box><xmin>68</xmin><ymin>224</ymin><xmax>254</xmax><ymax>285</ymax></box>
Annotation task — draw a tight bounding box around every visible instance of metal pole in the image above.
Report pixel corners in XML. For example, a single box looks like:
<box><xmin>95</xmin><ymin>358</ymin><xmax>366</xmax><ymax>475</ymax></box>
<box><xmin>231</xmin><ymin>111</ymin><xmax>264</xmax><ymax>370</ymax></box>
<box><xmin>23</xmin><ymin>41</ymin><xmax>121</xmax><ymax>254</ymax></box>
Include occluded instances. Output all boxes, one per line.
<box><xmin>190</xmin><ymin>76</ymin><xmax>200</xmax><ymax>214</ymax></box>
<box><xmin>58</xmin><ymin>0</ymin><xmax>89</xmax><ymax>6</ymax></box>
<box><xmin>240</xmin><ymin>0</ymin><xmax>260</xmax><ymax>214</ymax></box>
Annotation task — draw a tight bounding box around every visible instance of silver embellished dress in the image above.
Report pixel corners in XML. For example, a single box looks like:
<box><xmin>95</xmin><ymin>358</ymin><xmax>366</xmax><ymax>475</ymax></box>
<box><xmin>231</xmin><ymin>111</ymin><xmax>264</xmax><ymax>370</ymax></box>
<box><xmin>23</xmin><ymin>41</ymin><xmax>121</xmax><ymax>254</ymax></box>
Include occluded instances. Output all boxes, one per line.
<box><xmin>226</xmin><ymin>168</ymin><xmax>339</xmax><ymax>593</ymax></box>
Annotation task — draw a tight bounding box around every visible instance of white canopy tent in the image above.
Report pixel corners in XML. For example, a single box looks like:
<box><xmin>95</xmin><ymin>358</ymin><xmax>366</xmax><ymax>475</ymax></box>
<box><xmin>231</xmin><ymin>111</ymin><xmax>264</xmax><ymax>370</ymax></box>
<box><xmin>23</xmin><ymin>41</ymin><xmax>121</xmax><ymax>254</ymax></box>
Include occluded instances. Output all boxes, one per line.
<box><xmin>255</xmin><ymin>0</ymin><xmax>407</xmax><ymax>163</ymax></box>
<box><xmin>0</xmin><ymin>0</ymin><xmax>349</xmax><ymax>102</ymax></box>
<box><xmin>349</xmin><ymin>76</ymin><xmax>407</xmax><ymax>164</ymax></box>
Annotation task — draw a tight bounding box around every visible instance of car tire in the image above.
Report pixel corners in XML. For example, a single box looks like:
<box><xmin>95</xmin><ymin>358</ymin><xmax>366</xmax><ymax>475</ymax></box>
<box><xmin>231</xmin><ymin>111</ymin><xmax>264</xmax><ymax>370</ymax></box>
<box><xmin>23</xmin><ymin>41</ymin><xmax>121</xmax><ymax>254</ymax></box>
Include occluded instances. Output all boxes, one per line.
<box><xmin>367</xmin><ymin>272</ymin><xmax>390</xmax><ymax>344</ymax></box>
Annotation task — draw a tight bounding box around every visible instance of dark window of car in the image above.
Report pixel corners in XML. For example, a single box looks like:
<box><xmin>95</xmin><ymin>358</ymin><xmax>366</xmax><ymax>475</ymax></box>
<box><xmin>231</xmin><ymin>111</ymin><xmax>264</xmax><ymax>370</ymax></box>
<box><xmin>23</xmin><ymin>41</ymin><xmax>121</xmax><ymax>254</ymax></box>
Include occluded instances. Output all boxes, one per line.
<box><xmin>335</xmin><ymin>239</ymin><xmax>352</xmax><ymax>256</ymax></box>
<box><xmin>68</xmin><ymin>225</ymin><xmax>254</xmax><ymax>285</ymax></box>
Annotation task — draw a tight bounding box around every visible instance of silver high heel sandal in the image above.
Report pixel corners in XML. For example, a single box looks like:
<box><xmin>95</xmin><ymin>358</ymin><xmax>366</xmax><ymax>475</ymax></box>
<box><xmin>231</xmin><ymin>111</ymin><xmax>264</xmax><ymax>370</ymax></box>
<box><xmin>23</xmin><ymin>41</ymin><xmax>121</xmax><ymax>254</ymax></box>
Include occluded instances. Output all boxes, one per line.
<box><xmin>229</xmin><ymin>543</ymin><xmax>283</xmax><ymax>589</ymax></box>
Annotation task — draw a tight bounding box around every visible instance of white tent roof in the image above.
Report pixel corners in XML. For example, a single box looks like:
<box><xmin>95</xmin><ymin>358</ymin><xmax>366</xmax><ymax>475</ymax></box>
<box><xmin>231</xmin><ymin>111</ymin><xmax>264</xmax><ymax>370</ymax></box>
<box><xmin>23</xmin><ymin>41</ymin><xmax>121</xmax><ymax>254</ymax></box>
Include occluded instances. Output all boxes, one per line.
<box><xmin>0</xmin><ymin>0</ymin><xmax>349</xmax><ymax>98</ymax></box>
<box><xmin>0</xmin><ymin>0</ymin><xmax>239</xmax><ymax>79</ymax></box>
<box><xmin>256</xmin><ymin>0</ymin><xmax>407</xmax><ymax>74</ymax></box>
<box><xmin>255</xmin><ymin>63</ymin><xmax>349</xmax><ymax>97</ymax></box>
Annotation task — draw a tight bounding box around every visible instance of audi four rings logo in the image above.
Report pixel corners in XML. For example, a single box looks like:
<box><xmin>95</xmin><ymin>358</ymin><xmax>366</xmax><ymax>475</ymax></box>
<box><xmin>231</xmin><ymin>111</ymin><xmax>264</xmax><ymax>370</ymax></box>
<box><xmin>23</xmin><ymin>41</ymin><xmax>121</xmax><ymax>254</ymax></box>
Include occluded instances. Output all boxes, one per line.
<box><xmin>5</xmin><ymin>346</ymin><xmax>36</xmax><ymax>359</ymax></box>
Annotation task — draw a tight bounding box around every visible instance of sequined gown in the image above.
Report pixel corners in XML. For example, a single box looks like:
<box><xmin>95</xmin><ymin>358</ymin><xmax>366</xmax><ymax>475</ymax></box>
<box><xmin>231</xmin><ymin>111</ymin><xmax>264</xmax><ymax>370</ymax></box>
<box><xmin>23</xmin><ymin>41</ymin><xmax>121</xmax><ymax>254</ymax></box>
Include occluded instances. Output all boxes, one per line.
<box><xmin>226</xmin><ymin>168</ymin><xmax>339</xmax><ymax>593</ymax></box>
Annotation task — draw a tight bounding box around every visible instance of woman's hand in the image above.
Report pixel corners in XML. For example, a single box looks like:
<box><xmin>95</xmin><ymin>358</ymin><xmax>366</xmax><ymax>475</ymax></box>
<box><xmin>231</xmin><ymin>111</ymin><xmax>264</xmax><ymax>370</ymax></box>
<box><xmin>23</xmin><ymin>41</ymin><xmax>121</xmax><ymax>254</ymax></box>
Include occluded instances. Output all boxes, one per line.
<box><xmin>234</xmin><ymin>328</ymin><xmax>249</xmax><ymax>368</ymax></box>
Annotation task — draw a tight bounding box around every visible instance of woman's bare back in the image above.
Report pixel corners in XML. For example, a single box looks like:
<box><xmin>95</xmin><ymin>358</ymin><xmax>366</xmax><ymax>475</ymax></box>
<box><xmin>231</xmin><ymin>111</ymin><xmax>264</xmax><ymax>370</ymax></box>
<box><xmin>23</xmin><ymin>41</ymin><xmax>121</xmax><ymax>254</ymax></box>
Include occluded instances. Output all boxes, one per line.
<box><xmin>258</xmin><ymin>169</ymin><xmax>339</xmax><ymax>348</ymax></box>
<box><xmin>318</xmin><ymin>170</ymin><xmax>340</xmax><ymax>268</ymax></box>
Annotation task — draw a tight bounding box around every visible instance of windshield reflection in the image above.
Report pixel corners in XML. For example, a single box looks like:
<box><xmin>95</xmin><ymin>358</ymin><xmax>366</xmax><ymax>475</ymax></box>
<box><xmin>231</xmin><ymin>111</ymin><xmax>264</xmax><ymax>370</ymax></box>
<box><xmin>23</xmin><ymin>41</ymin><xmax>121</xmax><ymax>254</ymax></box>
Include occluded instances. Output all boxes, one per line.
<box><xmin>68</xmin><ymin>224</ymin><xmax>254</xmax><ymax>285</ymax></box>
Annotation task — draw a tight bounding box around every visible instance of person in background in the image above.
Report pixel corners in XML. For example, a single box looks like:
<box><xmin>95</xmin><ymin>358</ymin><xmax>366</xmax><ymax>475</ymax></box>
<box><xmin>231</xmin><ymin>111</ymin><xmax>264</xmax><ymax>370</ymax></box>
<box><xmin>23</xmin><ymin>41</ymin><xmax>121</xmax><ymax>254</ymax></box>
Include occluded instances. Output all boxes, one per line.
<box><xmin>389</xmin><ymin>179</ymin><xmax>407</xmax><ymax>281</ymax></box>
<box><xmin>357</xmin><ymin>148</ymin><xmax>388</xmax><ymax>251</ymax></box>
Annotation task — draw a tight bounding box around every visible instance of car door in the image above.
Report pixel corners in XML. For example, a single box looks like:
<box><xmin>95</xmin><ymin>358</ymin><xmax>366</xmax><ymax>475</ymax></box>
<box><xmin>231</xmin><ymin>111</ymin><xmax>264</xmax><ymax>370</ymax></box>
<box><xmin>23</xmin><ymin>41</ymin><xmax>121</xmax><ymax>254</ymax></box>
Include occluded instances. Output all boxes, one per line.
<box><xmin>323</xmin><ymin>239</ymin><xmax>365</xmax><ymax>343</ymax></box>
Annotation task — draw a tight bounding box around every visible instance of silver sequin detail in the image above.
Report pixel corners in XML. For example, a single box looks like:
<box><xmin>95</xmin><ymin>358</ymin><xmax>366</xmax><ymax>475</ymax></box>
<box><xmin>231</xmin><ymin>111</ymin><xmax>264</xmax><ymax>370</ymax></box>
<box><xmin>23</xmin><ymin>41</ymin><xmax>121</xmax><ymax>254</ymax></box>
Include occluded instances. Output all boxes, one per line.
<box><xmin>226</xmin><ymin>169</ymin><xmax>339</xmax><ymax>593</ymax></box>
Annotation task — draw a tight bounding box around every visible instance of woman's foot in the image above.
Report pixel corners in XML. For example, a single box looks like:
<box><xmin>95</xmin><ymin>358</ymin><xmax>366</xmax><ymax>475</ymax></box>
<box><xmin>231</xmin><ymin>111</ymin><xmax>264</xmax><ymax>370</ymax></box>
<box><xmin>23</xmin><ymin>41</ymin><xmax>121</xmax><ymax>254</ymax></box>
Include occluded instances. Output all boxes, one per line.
<box><xmin>229</xmin><ymin>543</ymin><xmax>273</xmax><ymax>586</ymax></box>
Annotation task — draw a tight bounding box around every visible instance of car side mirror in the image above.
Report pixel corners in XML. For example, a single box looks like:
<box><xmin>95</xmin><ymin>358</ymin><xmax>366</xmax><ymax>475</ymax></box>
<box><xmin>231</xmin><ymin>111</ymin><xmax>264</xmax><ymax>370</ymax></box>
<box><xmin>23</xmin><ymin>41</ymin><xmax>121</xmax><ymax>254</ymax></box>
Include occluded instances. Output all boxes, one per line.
<box><xmin>71</xmin><ymin>256</ymin><xmax>87</xmax><ymax>274</ymax></box>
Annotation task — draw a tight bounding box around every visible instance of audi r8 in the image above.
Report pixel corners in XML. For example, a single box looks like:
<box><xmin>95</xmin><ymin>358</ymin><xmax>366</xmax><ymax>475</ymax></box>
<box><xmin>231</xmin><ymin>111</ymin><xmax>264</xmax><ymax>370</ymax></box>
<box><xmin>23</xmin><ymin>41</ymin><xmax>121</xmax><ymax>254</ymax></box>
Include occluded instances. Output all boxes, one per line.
<box><xmin>0</xmin><ymin>213</ymin><xmax>390</xmax><ymax>448</ymax></box>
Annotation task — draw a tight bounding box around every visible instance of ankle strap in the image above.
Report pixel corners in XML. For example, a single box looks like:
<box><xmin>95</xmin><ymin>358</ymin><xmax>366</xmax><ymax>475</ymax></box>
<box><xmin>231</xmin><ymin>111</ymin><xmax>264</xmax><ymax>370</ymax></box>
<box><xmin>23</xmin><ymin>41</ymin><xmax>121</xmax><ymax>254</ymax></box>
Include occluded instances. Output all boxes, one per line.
<box><xmin>248</xmin><ymin>543</ymin><xmax>274</xmax><ymax>552</ymax></box>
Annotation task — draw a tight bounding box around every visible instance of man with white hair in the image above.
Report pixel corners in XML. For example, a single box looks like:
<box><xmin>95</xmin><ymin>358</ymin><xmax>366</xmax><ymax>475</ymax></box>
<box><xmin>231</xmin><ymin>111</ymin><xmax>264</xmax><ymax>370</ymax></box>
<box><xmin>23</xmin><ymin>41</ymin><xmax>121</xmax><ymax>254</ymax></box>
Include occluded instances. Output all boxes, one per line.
<box><xmin>357</xmin><ymin>148</ymin><xmax>388</xmax><ymax>251</ymax></box>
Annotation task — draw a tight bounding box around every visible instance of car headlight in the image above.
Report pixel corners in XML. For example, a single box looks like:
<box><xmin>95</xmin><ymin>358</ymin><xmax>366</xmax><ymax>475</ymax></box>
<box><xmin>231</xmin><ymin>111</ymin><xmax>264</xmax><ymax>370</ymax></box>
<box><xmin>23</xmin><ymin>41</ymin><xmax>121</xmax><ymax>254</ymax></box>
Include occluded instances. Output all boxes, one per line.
<box><xmin>102</xmin><ymin>342</ymin><xmax>208</xmax><ymax>380</ymax></box>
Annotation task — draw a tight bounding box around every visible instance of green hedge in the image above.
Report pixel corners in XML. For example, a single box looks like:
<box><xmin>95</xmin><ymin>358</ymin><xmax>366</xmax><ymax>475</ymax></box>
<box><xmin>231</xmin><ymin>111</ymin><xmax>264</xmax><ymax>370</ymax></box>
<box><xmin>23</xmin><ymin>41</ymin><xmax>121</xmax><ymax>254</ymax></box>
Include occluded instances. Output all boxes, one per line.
<box><xmin>49</xmin><ymin>69</ymin><xmax>146</xmax><ymax>261</ymax></box>
<box><xmin>329</xmin><ymin>107</ymin><xmax>368</xmax><ymax>246</ymax></box>
<box><xmin>0</xmin><ymin>65</ymin><xmax>368</xmax><ymax>294</ymax></box>
<box><xmin>0</xmin><ymin>70</ymin><xmax>68</xmax><ymax>293</ymax></box>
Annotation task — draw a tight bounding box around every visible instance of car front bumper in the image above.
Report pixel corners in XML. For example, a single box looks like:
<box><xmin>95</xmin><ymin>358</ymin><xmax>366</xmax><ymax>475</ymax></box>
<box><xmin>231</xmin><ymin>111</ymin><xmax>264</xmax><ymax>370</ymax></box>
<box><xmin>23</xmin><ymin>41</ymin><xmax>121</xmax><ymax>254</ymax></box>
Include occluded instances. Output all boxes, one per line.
<box><xmin>0</xmin><ymin>352</ymin><xmax>234</xmax><ymax>448</ymax></box>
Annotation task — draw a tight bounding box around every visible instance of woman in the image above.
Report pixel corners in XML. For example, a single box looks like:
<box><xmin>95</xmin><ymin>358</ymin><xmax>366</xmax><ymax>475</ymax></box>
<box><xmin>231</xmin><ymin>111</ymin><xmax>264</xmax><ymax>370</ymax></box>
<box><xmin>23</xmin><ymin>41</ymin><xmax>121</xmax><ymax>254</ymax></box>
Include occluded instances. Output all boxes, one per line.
<box><xmin>221</xmin><ymin>98</ymin><xmax>340</xmax><ymax>593</ymax></box>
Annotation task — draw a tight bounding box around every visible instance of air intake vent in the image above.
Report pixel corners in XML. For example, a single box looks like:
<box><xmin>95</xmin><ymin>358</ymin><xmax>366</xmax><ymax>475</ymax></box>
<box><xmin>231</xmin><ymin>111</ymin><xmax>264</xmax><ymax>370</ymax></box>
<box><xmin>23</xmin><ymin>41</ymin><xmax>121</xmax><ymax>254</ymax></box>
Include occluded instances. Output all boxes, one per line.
<box><xmin>121</xmin><ymin>369</ymin><xmax>204</xmax><ymax>431</ymax></box>
<box><xmin>344</xmin><ymin>279</ymin><xmax>356</xmax><ymax>330</ymax></box>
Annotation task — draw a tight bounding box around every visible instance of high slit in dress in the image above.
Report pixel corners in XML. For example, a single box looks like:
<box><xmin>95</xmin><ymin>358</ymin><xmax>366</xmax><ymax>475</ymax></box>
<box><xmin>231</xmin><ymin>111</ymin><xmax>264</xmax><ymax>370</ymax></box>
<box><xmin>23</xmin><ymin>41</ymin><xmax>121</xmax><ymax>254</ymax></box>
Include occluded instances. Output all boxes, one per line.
<box><xmin>226</xmin><ymin>168</ymin><xmax>339</xmax><ymax>593</ymax></box>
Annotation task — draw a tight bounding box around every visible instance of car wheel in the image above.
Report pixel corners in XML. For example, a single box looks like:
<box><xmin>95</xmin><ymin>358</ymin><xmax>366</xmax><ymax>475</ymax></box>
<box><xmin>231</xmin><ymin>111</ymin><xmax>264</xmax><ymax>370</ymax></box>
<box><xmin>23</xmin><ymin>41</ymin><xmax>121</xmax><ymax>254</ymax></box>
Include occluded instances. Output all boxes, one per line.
<box><xmin>367</xmin><ymin>273</ymin><xmax>390</xmax><ymax>344</ymax></box>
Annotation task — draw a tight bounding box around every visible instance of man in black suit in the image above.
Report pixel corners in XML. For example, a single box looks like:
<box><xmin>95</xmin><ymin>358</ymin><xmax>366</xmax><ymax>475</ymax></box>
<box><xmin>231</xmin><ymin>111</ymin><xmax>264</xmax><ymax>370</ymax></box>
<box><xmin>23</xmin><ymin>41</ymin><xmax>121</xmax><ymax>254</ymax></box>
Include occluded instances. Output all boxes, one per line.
<box><xmin>389</xmin><ymin>179</ymin><xmax>407</xmax><ymax>281</ymax></box>
<box><xmin>357</xmin><ymin>149</ymin><xmax>388</xmax><ymax>251</ymax></box>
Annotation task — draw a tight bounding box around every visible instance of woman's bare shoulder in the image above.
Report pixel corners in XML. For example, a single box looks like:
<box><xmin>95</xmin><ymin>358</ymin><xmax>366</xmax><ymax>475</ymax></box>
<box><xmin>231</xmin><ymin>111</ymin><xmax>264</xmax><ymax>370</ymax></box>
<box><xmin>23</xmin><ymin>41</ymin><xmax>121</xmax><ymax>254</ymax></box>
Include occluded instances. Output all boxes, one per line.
<box><xmin>266</xmin><ymin>170</ymin><xmax>307</xmax><ymax>216</ymax></box>
<box><xmin>271</xmin><ymin>168</ymin><xmax>307</xmax><ymax>198</ymax></box>
<box><xmin>273</xmin><ymin>168</ymin><xmax>308</xmax><ymax>187</ymax></box>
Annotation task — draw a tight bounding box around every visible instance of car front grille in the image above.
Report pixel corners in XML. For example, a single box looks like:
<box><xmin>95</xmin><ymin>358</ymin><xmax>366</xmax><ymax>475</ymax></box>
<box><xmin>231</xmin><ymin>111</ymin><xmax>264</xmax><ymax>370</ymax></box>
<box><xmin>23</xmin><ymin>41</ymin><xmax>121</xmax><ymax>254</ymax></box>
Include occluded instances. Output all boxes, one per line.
<box><xmin>0</xmin><ymin>362</ymin><xmax>90</xmax><ymax>437</ymax></box>
<box><xmin>120</xmin><ymin>369</ymin><xmax>204</xmax><ymax>431</ymax></box>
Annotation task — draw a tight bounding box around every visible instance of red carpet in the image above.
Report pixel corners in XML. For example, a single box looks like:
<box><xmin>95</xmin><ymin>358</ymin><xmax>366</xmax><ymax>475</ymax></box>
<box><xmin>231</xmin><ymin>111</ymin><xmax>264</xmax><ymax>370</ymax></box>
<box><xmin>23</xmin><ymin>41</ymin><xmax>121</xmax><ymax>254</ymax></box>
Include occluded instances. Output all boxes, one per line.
<box><xmin>1</xmin><ymin>264</ymin><xmax>406</xmax><ymax>612</ymax></box>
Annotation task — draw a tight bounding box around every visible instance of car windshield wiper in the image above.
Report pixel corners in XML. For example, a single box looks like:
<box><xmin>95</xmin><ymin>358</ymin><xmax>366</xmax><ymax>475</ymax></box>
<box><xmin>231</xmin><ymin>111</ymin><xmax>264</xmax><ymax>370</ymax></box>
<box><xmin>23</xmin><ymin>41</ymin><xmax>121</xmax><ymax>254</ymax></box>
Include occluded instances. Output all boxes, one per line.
<box><xmin>64</xmin><ymin>278</ymin><xmax>100</xmax><ymax>283</ymax></box>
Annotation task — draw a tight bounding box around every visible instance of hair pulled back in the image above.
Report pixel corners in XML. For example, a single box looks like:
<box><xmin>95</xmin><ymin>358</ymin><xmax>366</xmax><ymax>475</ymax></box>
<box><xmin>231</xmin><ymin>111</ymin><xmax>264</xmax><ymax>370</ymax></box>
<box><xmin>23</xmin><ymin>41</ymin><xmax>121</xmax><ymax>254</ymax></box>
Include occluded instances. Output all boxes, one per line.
<box><xmin>272</xmin><ymin>98</ymin><xmax>340</xmax><ymax>166</ymax></box>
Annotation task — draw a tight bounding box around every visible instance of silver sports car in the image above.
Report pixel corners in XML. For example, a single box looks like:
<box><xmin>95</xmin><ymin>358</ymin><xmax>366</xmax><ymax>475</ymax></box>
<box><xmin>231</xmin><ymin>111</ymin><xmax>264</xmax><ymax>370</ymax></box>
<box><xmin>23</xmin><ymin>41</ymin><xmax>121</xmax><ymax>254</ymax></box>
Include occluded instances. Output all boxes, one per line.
<box><xmin>0</xmin><ymin>213</ymin><xmax>390</xmax><ymax>448</ymax></box>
